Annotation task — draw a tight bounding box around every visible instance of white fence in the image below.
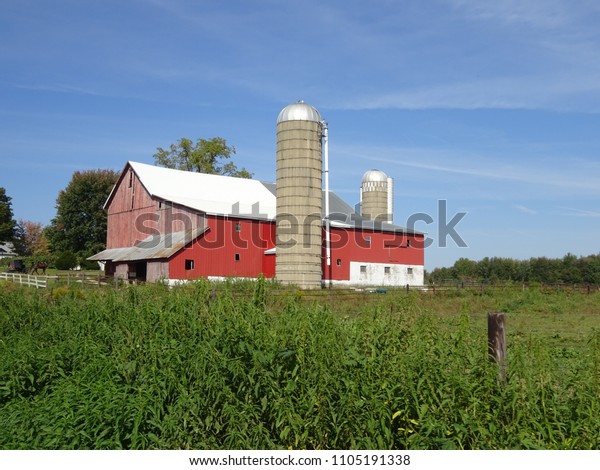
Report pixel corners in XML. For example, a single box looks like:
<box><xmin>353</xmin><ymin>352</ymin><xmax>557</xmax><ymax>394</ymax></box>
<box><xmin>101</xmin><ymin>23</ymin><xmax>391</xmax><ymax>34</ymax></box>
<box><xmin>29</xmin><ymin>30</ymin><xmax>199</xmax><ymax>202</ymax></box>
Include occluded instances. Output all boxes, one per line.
<box><xmin>0</xmin><ymin>272</ymin><xmax>48</xmax><ymax>288</ymax></box>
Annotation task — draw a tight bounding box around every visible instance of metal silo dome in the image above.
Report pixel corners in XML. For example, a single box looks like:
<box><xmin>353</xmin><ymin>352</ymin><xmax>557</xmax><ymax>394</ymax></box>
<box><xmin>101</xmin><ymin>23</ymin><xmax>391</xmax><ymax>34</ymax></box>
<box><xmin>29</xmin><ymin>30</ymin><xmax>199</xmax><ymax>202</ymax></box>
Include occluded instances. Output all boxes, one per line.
<box><xmin>360</xmin><ymin>169</ymin><xmax>393</xmax><ymax>224</ymax></box>
<box><xmin>361</xmin><ymin>169</ymin><xmax>388</xmax><ymax>184</ymax></box>
<box><xmin>277</xmin><ymin>100</ymin><xmax>322</xmax><ymax>124</ymax></box>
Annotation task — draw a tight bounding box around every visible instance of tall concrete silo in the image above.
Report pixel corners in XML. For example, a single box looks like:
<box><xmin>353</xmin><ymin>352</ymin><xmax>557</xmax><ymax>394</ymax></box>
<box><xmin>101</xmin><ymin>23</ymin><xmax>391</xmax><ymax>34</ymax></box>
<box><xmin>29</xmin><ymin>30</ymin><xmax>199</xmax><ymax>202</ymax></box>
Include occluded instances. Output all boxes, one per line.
<box><xmin>276</xmin><ymin>101</ymin><xmax>323</xmax><ymax>289</ymax></box>
<box><xmin>360</xmin><ymin>169</ymin><xmax>394</xmax><ymax>224</ymax></box>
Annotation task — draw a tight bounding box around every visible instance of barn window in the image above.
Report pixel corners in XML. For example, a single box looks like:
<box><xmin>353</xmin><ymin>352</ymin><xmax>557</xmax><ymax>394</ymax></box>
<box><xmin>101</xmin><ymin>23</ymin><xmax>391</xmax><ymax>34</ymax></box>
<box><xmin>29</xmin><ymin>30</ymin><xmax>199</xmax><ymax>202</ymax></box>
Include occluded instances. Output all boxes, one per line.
<box><xmin>365</xmin><ymin>236</ymin><xmax>371</xmax><ymax>247</ymax></box>
<box><xmin>158</xmin><ymin>201</ymin><xmax>162</xmax><ymax>209</ymax></box>
<box><xmin>384</xmin><ymin>266</ymin><xmax>391</xmax><ymax>275</ymax></box>
<box><xmin>406</xmin><ymin>239</ymin><xmax>411</xmax><ymax>247</ymax></box>
<box><xmin>128</xmin><ymin>170</ymin><xmax>133</xmax><ymax>188</ymax></box>
<box><xmin>185</xmin><ymin>259</ymin><xmax>194</xmax><ymax>270</ymax></box>
<box><xmin>407</xmin><ymin>267</ymin><xmax>413</xmax><ymax>275</ymax></box>
<box><xmin>235</xmin><ymin>223</ymin><xmax>242</xmax><ymax>232</ymax></box>
<box><xmin>336</xmin><ymin>258</ymin><xmax>342</xmax><ymax>266</ymax></box>
<box><xmin>235</xmin><ymin>253</ymin><xmax>240</xmax><ymax>262</ymax></box>
<box><xmin>360</xmin><ymin>265</ymin><xmax>367</xmax><ymax>273</ymax></box>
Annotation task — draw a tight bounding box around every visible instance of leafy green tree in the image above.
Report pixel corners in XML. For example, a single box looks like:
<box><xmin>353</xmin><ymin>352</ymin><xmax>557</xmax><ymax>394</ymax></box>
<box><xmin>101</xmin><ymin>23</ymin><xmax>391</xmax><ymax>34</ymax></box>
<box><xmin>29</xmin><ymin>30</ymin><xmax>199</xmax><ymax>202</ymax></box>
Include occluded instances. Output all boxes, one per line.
<box><xmin>487</xmin><ymin>257</ymin><xmax>519</xmax><ymax>281</ymax></box>
<box><xmin>0</xmin><ymin>187</ymin><xmax>16</xmax><ymax>242</ymax></box>
<box><xmin>476</xmin><ymin>257</ymin><xmax>492</xmax><ymax>280</ymax></box>
<box><xmin>13</xmin><ymin>220</ymin><xmax>49</xmax><ymax>257</ymax></box>
<box><xmin>582</xmin><ymin>254</ymin><xmax>600</xmax><ymax>284</ymax></box>
<box><xmin>453</xmin><ymin>257</ymin><xmax>478</xmax><ymax>280</ymax></box>
<box><xmin>529</xmin><ymin>257</ymin><xmax>561</xmax><ymax>284</ymax></box>
<box><xmin>153</xmin><ymin>137</ymin><xmax>252</xmax><ymax>178</ymax></box>
<box><xmin>514</xmin><ymin>259</ymin><xmax>531</xmax><ymax>282</ymax></box>
<box><xmin>54</xmin><ymin>251</ymin><xmax>78</xmax><ymax>270</ymax></box>
<box><xmin>47</xmin><ymin>169</ymin><xmax>119</xmax><ymax>259</ymax></box>
<box><xmin>560</xmin><ymin>253</ymin><xmax>583</xmax><ymax>284</ymax></box>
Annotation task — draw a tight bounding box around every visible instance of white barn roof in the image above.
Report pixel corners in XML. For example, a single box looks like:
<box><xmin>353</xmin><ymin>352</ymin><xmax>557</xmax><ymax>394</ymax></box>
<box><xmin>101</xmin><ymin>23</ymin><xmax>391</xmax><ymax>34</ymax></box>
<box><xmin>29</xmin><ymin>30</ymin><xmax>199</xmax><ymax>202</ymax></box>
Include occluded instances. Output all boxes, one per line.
<box><xmin>110</xmin><ymin>161</ymin><xmax>277</xmax><ymax>220</ymax></box>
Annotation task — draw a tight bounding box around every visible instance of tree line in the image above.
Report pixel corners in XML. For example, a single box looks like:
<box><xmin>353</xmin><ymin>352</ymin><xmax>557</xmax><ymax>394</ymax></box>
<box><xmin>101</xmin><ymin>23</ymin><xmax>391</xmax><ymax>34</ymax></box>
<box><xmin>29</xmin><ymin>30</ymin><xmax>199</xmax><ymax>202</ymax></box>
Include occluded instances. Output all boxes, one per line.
<box><xmin>428</xmin><ymin>254</ymin><xmax>600</xmax><ymax>285</ymax></box>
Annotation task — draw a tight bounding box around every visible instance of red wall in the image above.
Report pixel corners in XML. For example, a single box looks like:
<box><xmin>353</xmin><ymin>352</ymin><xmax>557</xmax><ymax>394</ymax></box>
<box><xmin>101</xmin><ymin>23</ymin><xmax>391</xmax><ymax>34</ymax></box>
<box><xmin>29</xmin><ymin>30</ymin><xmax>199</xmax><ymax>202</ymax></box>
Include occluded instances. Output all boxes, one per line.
<box><xmin>168</xmin><ymin>216</ymin><xmax>424</xmax><ymax>282</ymax></box>
<box><xmin>324</xmin><ymin>228</ymin><xmax>425</xmax><ymax>281</ymax></box>
<box><xmin>169</xmin><ymin>216</ymin><xmax>275</xmax><ymax>280</ymax></box>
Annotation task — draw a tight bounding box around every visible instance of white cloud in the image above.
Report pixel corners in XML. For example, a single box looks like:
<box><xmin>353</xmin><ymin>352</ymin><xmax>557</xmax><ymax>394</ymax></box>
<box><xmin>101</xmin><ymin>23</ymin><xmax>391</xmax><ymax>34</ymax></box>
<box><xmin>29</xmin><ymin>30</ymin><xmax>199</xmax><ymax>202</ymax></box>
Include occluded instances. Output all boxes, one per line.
<box><xmin>336</xmin><ymin>144</ymin><xmax>600</xmax><ymax>195</ymax></box>
<box><xmin>560</xmin><ymin>207</ymin><xmax>600</xmax><ymax>218</ymax></box>
<box><xmin>446</xmin><ymin>0</ymin><xmax>574</xmax><ymax>28</ymax></box>
<box><xmin>11</xmin><ymin>82</ymin><xmax>104</xmax><ymax>96</ymax></box>
<box><xmin>514</xmin><ymin>204</ymin><xmax>537</xmax><ymax>215</ymax></box>
<box><xmin>332</xmin><ymin>73</ymin><xmax>600</xmax><ymax>113</ymax></box>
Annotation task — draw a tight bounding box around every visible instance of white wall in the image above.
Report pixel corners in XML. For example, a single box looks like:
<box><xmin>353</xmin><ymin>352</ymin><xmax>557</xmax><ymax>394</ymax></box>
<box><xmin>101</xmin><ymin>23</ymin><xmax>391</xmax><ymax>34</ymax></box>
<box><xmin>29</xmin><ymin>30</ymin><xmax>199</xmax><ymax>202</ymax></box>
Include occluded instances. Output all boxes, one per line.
<box><xmin>346</xmin><ymin>261</ymin><xmax>424</xmax><ymax>287</ymax></box>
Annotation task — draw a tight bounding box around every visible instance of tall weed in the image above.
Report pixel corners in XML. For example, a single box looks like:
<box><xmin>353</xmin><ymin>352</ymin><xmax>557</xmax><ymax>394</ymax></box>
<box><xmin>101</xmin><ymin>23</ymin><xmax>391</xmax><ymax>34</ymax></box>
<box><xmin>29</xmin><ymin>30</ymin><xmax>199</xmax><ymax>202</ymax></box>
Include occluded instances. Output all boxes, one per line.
<box><xmin>0</xmin><ymin>284</ymin><xmax>597</xmax><ymax>449</ymax></box>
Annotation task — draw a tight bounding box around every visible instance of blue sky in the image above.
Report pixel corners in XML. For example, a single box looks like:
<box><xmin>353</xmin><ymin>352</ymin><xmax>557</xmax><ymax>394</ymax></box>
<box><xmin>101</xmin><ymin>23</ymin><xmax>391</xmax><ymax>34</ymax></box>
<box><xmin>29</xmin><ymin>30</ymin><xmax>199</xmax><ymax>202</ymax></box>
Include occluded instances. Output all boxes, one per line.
<box><xmin>1</xmin><ymin>0</ymin><xmax>599</xmax><ymax>270</ymax></box>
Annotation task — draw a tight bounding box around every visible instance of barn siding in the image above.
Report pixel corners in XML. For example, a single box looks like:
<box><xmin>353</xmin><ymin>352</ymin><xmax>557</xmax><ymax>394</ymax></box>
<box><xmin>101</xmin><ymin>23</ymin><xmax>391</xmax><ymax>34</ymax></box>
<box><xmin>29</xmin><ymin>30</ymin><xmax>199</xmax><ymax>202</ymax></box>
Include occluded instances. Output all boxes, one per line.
<box><xmin>106</xmin><ymin>165</ymin><xmax>205</xmax><ymax>249</ymax></box>
<box><xmin>169</xmin><ymin>216</ymin><xmax>275</xmax><ymax>280</ymax></box>
<box><xmin>106</xmin><ymin>168</ymin><xmax>156</xmax><ymax>248</ymax></box>
<box><xmin>114</xmin><ymin>263</ymin><xmax>129</xmax><ymax>280</ymax></box>
<box><xmin>324</xmin><ymin>229</ymin><xmax>425</xmax><ymax>282</ymax></box>
<box><xmin>147</xmin><ymin>260</ymin><xmax>169</xmax><ymax>282</ymax></box>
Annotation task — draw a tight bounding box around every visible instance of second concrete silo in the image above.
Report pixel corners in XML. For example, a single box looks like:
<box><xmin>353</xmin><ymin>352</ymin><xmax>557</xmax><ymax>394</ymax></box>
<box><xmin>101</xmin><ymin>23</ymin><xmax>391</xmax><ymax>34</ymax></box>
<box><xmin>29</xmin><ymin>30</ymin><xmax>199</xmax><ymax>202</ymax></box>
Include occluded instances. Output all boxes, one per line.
<box><xmin>276</xmin><ymin>101</ymin><xmax>323</xmax><ymax>289</ymax></box>
<box><xmin>360</xmin><ymin>169</ymin><xmax>393</xmax><ymax>224</ymax></box>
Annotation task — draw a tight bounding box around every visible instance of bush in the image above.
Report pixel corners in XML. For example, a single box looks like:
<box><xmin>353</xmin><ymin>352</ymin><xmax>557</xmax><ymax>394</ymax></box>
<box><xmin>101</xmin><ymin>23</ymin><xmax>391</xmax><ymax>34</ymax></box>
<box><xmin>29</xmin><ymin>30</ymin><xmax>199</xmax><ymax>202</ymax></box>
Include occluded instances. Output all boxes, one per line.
<box><xmin>78</xmin><ymin>257</ymin><xmax>100</xmax><ymax>271</ymax></box>
<box><xmin>54</xmin><ymin>251</ymin><xmax>77</xmax><ymax>270</ymax></box>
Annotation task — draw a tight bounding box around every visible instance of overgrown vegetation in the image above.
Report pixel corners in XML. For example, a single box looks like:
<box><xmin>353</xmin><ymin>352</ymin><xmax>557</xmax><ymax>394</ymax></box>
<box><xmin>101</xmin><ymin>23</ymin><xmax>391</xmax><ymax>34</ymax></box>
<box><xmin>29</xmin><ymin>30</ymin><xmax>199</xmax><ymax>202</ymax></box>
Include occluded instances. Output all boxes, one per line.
<box><xmin>0</xmin><ymin>281</ymin><xmax>598</xmax><ymax>449</ymax></box>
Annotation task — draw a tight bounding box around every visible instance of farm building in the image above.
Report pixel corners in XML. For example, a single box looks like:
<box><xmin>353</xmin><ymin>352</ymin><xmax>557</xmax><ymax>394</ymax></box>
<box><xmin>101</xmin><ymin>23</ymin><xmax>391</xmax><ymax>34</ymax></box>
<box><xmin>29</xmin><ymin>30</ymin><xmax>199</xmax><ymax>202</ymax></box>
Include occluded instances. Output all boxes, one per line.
<box><xmin>0</xmin><ymin>242</ymin><xmax>17</xmax><ymax>259</ymax></box>
<box><xmin>89</xmin><ymin>102</ymin><xmax>425</xmax><ymax>287</ymax></box>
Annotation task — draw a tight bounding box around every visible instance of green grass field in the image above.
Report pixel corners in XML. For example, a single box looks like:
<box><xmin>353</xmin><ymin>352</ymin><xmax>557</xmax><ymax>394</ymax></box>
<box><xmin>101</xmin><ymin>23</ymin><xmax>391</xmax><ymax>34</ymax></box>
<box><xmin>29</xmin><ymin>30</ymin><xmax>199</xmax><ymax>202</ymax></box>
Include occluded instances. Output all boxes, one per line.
<box><xmin>0</xmin><ymin>280</ymin><xmax>598</xmax><ymax>449</ymax></box>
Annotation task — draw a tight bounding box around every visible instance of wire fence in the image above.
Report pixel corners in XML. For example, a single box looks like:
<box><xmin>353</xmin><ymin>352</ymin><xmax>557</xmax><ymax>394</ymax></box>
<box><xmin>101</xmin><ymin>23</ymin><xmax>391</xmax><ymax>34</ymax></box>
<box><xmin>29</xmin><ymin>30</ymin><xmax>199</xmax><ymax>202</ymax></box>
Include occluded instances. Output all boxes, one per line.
<box><xmin>2</xmin><ymin>271</ymin><xmax>598</xmax><ymax>297</ymax></box>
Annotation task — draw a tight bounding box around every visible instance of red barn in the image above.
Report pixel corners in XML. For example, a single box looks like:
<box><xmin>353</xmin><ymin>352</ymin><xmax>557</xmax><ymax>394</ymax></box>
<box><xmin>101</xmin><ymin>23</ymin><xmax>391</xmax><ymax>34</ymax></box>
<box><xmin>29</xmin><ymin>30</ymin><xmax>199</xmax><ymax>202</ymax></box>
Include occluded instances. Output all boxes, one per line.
<box><xmin>90</xmin><ymin>161</ymin><xmax>425</xmax><ymax>287</ymax></box>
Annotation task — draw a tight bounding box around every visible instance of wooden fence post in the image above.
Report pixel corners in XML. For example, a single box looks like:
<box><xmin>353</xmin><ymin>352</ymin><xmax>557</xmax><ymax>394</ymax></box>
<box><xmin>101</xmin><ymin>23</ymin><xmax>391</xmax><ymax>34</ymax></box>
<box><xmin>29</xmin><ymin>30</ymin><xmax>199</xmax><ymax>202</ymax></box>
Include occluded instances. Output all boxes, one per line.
<box><xmin>488</xmin><ymin>312</ymin><xmax>507</xmax><ymax>382</ymax></box>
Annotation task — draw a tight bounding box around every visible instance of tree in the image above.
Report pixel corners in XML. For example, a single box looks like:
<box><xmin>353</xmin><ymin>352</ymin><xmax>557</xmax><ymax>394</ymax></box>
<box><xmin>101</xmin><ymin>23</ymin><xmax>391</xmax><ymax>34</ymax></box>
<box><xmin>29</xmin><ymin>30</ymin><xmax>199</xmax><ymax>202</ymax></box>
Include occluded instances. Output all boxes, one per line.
<box><xmin>0</xmin><ymin>187</ymin><xmax>17</xmax><ymax>242</ymax></box>
<box><xmin>560</xmin><ymin>252</ymin><xmax>583</xmax><ymax>284</ymax></box>
<box><xmin>453</xmin><ymin>257</ymin><xmax>478</xmax><ymax>280</ymax></box>
<box><xmin>47</xmin><ymin>169</ymin><xmax>119</xmax><ymax>260</ymax></box>
<box><xmin>582</xmin><ymin>254</ymin><xmax>600</xmax><ymax>284</ymax></box>
<box><xmin>13</xmin><ymin>220</ymin><xmax>49</xmax><ymax>257</ymax></box>
<box><xmin>153</xmin><ymin>137</ymin><xmax>252</xmax><ymax>178</ymax></box>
